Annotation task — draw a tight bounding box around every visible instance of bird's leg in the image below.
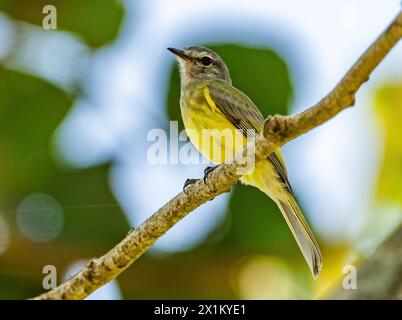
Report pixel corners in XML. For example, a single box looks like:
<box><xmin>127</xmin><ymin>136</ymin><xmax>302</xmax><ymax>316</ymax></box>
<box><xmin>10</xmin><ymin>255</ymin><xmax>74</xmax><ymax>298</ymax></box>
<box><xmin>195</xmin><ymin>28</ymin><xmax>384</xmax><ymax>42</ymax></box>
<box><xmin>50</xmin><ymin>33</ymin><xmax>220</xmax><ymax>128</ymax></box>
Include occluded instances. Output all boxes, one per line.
<box><xmin>203</xmin><ymin>165</ymin><xmax>219</xmax><ymax>183</ymax></box>
<box><xmin>183</xmin><ymin>178</ymin><xmax>198</xmax><ymax>193</ymax></box>
<box><xmin>182</xmin><ymin>165</ymin><xmax>219</xmax><ymax>194</ymax></box>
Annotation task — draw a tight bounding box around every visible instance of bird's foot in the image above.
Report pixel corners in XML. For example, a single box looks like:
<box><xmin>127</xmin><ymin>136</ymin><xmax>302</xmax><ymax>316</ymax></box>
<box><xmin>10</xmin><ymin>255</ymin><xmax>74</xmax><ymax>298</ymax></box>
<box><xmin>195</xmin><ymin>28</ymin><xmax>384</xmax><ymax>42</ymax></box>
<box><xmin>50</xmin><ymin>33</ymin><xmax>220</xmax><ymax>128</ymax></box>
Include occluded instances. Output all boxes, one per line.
<box><xmin>183</xmin><ymin>178</ymin><xmax>198</xmax><ymax>193</ymax></box>
<box><xmin>203</xmin><ymin>165</ymin><xmax>219</xmax><ymax>183</ymax></box>
<box><xmin>182</xmin><ymin>165</ymin><xmax>220</xmax><ymax>195</ymax></box>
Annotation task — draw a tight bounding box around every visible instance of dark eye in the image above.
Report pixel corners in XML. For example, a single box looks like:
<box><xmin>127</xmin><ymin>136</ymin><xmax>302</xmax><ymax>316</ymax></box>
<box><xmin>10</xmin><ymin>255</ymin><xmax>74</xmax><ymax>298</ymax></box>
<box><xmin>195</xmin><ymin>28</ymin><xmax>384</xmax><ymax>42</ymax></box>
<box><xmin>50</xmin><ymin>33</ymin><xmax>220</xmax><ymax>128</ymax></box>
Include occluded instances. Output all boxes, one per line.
<box><xmin>200</xmin><ymin>56</ymin><xmax>213</xmax><ymax>66</ymax></box>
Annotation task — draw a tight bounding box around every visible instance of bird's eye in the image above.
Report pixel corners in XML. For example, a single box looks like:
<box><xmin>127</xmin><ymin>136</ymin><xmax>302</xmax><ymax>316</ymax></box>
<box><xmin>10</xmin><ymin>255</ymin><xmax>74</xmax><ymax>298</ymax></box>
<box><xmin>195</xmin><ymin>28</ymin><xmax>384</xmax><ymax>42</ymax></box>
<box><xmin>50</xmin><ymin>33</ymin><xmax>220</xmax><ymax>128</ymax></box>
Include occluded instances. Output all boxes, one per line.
<box><xmin>200</xmin><ymin>56</ymin><xmax>213</xmax><ymax>66</ymax></box>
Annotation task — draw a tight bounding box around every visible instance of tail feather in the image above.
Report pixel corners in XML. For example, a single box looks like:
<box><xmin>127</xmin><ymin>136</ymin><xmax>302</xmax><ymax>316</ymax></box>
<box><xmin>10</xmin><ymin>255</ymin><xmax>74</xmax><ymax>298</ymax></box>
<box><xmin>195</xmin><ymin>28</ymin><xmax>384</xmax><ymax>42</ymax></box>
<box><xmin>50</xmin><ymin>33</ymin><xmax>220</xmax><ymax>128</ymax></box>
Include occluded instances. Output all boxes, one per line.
<box><xmin>277</xmin><ymin>197</ymin><xmax>322</xmax><ymax>278</ymax></box>
<box><xmin>240</xmin><ymin>159</ymin><xmax>322</xmax><ymax>278</ymax></box>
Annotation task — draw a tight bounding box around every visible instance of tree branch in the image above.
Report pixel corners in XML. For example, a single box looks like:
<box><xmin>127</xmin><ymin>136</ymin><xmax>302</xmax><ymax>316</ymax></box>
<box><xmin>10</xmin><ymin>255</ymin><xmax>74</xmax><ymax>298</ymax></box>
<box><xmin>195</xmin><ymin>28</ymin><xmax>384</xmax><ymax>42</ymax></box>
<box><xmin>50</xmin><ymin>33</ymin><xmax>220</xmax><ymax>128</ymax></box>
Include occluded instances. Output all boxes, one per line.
<box><xmin>333</xmin><ymin>222</ymin><xmax>402</xmax><ymax>299</ymax></box>
<box><xmin>33</xmin><ymin>11</ymin><xmax>402</xmax><ymax>300</ymax></box>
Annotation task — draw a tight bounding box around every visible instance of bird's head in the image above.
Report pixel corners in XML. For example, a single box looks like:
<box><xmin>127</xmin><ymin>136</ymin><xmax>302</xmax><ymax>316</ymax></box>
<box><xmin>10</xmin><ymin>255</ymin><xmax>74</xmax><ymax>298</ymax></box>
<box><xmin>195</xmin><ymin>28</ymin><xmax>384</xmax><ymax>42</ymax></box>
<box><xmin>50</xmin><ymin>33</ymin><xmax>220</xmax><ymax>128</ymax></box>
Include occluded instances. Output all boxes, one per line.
<box><xmin>168</xmin><ymin>46</ymin><xmax>231</xmax><ymax>86</ymax></box>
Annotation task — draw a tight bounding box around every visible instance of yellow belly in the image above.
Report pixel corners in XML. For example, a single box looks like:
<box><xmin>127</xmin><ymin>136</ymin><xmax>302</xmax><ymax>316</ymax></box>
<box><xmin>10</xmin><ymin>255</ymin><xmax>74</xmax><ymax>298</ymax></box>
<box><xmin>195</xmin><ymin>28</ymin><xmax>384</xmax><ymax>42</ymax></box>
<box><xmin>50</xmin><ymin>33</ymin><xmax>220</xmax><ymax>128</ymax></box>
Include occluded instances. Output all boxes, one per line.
<box><xmin>181</xmin><ymin>100</ymin><xmax>247</xmax><ymax>164</ymax></box>
<box><xmin>181</xmin><ymin>99</ymin><xmax>285</xmax><ymax>201</ymax></box>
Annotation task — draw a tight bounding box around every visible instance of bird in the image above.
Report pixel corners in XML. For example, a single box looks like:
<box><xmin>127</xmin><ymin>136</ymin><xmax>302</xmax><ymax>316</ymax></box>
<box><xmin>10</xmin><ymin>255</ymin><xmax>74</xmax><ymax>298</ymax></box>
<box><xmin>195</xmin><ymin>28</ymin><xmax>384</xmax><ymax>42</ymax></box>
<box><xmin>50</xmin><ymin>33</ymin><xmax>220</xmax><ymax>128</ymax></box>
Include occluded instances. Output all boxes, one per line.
<box><xmin>168</xmin><ymin>45</ymin><xmax>322</xmax><ymax>278</ymax></box>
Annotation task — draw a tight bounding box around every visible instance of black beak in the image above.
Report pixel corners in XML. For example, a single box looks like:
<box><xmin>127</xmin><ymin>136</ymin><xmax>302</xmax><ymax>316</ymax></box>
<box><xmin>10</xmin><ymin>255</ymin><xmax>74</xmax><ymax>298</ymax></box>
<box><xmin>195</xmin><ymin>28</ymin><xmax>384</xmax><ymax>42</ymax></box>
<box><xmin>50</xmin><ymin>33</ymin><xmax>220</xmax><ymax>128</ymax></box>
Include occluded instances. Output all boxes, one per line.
<box><xmin>167</xmin><ymin>47</ymin><xmax>189</xmax><ymax>60</ymax></box>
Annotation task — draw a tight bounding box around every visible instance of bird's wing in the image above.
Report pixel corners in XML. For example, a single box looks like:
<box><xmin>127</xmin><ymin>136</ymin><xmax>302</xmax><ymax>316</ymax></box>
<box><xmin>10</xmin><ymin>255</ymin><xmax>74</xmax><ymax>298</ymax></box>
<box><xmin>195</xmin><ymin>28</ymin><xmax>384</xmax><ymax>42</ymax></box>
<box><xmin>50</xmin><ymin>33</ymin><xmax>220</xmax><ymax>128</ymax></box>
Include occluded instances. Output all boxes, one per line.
<box><xmin>205</xmin><ymin>82</ymin><xmax>293</xmax><ymax>194</ymax></box>
<box><xmin>206</xmin><ymin>82</ymin><xmax>322</xmax><ymax>278</ymax></box>
<box><xmin>205</xmin><ymin>82</ymin><xmax>265</xmax><ymax>135</ymax></box>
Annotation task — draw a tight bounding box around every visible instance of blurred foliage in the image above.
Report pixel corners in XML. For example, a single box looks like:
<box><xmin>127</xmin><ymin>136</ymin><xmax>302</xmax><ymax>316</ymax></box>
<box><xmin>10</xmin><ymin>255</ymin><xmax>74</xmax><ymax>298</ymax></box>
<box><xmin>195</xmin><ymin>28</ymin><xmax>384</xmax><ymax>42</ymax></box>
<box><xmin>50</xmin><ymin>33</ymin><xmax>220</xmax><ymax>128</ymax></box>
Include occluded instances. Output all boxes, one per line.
<box><xmin>0</xmin><ymin>67</ymin><xmax>128</xmax><ymax>298</ymax></box>
<box><xmin>0</xmin><ymin>0</ymin><xmax>124</xmax><ymax>48</ymax></box>
<box><xmin>224</xmin><ymin>184</ymin><xmax>297</xmax><ymax>254</ymax></box>
<box><xmin>313</xmin><ymin>245</ymin><xmax>350</xmax><ymax>298</ymax></box>
<box><xmin>374</xmin><ymin>83</ymin><xmax>402</xmax><ymax>205</ymax></box>
<box><xmin>0</xmin><ymin>0</ymin><xmax>128</xmax><ymax>299</ymax></box>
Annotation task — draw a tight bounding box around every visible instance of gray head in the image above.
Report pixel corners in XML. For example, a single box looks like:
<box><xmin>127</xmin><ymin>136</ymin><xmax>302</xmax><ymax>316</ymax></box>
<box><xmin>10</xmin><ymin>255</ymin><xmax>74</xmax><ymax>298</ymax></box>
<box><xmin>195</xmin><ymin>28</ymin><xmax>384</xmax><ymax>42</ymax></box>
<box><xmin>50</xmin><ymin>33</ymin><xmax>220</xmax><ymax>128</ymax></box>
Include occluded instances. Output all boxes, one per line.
<box><xmin>168</xmin><ymin>45</ymin><xmax>231</xmax><ymax>86</ymax></box>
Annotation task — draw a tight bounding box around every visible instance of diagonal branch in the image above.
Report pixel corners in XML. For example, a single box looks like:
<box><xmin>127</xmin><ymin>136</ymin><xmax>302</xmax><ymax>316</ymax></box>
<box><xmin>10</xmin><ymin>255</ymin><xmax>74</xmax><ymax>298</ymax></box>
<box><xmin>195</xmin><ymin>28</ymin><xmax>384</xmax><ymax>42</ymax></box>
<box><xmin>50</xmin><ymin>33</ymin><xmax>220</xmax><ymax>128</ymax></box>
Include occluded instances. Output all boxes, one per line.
<box><xmin>33</xmin><ymin>11</ymin><xmax>402</xmax><ymax>300</ymax></box>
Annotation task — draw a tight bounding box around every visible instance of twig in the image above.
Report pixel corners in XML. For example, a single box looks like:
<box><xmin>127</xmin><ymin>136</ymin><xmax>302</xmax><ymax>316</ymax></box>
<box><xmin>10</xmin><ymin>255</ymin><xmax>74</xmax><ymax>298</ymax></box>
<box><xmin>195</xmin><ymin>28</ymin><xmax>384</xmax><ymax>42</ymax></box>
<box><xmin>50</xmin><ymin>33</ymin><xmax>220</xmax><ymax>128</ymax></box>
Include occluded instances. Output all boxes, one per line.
<box><xmin>33</xmin><ymin>11</ymin><xmax>402</xmax><ymax>300</ymax></box>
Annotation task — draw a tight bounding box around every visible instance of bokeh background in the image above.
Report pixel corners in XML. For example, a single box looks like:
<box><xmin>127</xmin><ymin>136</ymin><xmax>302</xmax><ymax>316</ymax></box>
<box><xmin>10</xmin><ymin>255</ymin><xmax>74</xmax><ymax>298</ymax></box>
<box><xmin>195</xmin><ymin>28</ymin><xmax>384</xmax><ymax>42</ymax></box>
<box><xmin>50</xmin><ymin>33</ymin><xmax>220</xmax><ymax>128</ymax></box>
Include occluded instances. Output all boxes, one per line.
<box><xmin>0</xmin><ymin>0</ymin><xmax>401</xmax><ymax>299</ymax></box>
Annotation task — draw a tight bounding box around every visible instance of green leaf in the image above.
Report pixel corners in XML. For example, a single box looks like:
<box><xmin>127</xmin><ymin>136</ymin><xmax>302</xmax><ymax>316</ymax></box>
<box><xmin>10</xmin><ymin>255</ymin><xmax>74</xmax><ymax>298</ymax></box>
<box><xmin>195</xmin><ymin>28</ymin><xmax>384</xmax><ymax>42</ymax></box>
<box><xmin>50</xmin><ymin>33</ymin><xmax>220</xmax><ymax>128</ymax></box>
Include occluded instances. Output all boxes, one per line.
<box><xmin>0</xmin><ymin>0</ymin><xmax>124</xmax><ymax>48</ymax></box>
<box><xmin>0</xmin><ymin>67</ymin><xmax>129</xmax><ymax>298</ymax></box>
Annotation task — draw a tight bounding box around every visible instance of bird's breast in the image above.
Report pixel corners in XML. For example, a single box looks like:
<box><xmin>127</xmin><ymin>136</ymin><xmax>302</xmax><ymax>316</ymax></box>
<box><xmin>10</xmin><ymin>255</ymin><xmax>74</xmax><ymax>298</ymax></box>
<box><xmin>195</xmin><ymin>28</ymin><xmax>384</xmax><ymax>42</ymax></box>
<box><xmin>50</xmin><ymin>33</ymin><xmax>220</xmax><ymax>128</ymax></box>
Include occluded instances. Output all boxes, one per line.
<box><xmin>180</xmin><ymin>86</ymin><xmax>246</xmax><ymax>164</ymax></box>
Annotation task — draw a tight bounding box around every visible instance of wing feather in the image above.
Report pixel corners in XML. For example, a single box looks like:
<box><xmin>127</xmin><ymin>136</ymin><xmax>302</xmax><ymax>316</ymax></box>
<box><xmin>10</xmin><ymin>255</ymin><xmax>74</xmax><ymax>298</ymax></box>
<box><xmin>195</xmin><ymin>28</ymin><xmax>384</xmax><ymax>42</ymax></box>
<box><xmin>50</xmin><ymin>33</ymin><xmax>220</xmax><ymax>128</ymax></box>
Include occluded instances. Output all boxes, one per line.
<box><xmin>205</xmin><ymin>83</ymin><xmax>293</xmax><ymax>193</ymax></box>
<box><xmin>204</xmin><ymin>81</ymin><xmax>322</xmax><ymax>278</ymax></box>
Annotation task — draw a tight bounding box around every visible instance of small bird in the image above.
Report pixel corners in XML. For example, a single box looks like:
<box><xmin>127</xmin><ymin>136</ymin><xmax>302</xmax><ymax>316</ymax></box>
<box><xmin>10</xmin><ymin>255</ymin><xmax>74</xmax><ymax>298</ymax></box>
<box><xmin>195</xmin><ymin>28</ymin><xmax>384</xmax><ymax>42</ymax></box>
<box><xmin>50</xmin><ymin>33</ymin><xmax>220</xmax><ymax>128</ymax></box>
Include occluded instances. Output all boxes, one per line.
<box><xmin>168</xmin><ymin>45</ymin><xmax>322</xmax><ymax>278</ymax></box>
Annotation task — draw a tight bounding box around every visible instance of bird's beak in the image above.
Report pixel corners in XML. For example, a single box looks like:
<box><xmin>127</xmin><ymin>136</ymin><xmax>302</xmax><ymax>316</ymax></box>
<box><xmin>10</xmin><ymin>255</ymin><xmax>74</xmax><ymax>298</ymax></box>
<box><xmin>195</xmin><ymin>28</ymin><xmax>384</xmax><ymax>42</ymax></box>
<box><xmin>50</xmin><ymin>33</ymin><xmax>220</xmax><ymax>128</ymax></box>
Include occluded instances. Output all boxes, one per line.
<box><xmin>167</xmin><ymin>47</ymin><xmax>189</xmax><ymax>60</ymax></box>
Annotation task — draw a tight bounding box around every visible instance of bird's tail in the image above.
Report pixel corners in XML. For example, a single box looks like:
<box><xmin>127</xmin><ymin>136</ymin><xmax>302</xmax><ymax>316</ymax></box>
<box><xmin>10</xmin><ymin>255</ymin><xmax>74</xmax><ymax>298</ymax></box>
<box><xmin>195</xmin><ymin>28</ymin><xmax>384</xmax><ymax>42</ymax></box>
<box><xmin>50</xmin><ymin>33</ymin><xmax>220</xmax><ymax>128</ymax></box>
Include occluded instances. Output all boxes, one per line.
<box><xmin>275</xmin><ymin>194</ymin><xmax>322</xmax><ymax>278</ymax></box>
<box><xmin>241</xmin><ymin>160</ymin><xmax>322</xmax><ymax>278</ymax></box>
